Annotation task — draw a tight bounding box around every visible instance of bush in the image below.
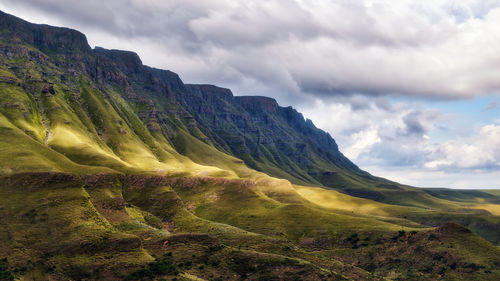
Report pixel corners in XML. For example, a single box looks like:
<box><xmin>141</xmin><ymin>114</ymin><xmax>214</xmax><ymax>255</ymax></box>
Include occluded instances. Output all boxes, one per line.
<box><xmin>144</xmin><ymin>214</ymin><xmax>163</xmax><ymax>229</ymax></box>
<box><xmin>0</xmin><ymin>258</ymin><xmax>14</xmax><ymax>281</ymax></box>
<box><xmin>128</xmin><ymin>254</ymin><xmax>179</xmax><ymax>280</ymax></box>
<box><xmin>208</xmin><ymin>245</ymin><xmax>225</xmax><ymax>252</ymax></box>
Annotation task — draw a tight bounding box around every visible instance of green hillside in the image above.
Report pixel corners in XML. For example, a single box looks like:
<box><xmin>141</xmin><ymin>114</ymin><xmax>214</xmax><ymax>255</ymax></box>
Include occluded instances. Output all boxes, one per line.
<box><xmin>0</xmin><ymin>10</ymin><xmax>499</xmax><ymax>280</ymax></box>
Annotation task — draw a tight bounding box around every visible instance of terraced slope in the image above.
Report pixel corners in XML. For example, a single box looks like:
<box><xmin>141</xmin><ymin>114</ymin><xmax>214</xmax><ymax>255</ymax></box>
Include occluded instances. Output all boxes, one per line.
<box><xmin>0</xmin><ymin>10</ymin><xmax>499</xmax><ymax>280</ymax></box>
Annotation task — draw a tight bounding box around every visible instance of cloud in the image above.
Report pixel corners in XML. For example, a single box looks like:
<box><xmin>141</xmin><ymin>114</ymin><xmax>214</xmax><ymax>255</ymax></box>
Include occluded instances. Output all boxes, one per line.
<box><xmin>402</xmin><ymin>112</ymin><xmax>427</xmax><ymax>136</ymax></box>
<box><xmin>299</xmin><ymin>96</ymin><xmax>443</xmax><ymax>167</ymax></box>
<box><xmin>425</xmin><ymin>123</ymin><xmax>500</xmax><ymax>170</ymax></box>
<box><xmin>301</xmin><ymin>96</ymin><xmax>500</xmax><ymax>188</ymax></box>
<box><xmin>482</xmin><ymin>101</ymin><xmax>498</xmax><ymax>111</ymax></box>
<box><xmin>364</xmin><ymin>165</ymin><xmax>500</xmax><ymax>189</ymax></box>
<box><xmin>301</xmin><ymin>93</ymin><xmax>500</xmax><ymax>188</ymax></box>
<box><xmin>2</xmin><ymin>0</ymin><xmax>500</xmax><ymax>102</ymax></box>
<box><xmin>344</xmin><ymin>126</ymin><xmax>381</xmax><ymax>159</ymax></box>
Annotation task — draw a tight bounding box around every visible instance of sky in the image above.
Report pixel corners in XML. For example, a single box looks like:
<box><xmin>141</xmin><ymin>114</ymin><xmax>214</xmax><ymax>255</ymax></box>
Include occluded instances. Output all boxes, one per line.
<box><xmin>2</xmin><ymin>0</ymin><xmax>500</xmax><ymax>189</ymax></box>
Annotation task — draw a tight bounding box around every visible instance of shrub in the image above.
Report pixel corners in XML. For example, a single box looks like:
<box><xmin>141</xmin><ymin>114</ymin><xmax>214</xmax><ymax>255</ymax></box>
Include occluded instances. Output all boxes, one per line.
<box><xmin>209</xmin><ymin>245</ymin><xmax>225</xmax><ymax>252</ymax></box>
<box><xmin>0</xmin><ymin>258</ymin><xmax>14</xmax><ymax>281</ymax></box>
<box><xmin>144</xmin><ymin>214</ymin><xmax>163</xmax><ymax>229</ymax></box>
<box><xmin>128</xmin><ymin>254</ymin><xmax>179</xmax><ymax>280</ymax></box>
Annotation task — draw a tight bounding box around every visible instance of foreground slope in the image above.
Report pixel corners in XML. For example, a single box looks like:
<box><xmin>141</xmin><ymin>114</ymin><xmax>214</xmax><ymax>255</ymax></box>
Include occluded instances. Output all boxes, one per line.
<box><xmin>0</xmin><ymin>10</ymin><xmax>499</xmax><ymax>280</ymax></box>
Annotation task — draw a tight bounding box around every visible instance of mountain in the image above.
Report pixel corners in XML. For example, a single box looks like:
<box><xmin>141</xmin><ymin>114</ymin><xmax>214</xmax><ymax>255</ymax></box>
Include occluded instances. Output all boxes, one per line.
<box><xmin>0</xmin><ymin>10</ymin><xmax>499</xmax><ymax>281</ymax></box>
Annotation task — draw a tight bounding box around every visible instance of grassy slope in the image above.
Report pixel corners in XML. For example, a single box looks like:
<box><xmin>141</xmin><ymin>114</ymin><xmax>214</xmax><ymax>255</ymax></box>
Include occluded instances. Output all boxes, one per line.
<box><xmin>0</xmin><ymin>174</ymin><xmax>153</xmax><ymax>280</ymax></box>
<box><xmin>173</xmin><ymin>120</ymin><xmax>500</xmax><ymax>246</ymax></box>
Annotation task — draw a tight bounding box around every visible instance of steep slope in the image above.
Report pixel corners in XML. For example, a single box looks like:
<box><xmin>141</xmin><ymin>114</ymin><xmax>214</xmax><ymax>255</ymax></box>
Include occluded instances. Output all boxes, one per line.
<box><xmin>0</xmin><ymin>10</ymin><xmax>499</xmax><ymax>281</ymax></box>
<box><xmin>179</xmin><ymin>84</ymin><xmax>366</xmax><ymax>186</ymax></box>
<box><xmin>0</xmin><ymin>9</ymin><xmax>452</xmax><ymax>207</ymax></box>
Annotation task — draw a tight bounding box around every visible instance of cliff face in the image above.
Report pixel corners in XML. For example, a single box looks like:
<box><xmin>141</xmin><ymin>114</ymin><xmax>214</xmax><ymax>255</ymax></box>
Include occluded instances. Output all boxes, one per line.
<box><xmin>178</xmin><ymin>85</ymin><xmax>370</xmax><ymax>185</ymax></box>
<box><xmin>0</xmin><ymin>10</ymin><xmax>90</xmax><ymax>54</ymax></box>
<box><xmin>0</xmin><ymin>11</ymin><xmax>369</xmax><ymax>187</ymax></box>
<box><xmin>0</xmin><ymin>10</ymin><xmax>374</xmax><ymax>188</ymax></box>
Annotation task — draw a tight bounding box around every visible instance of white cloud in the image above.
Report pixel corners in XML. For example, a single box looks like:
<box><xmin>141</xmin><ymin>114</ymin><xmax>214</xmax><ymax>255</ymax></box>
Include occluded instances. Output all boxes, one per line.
<box><xmin>425</xmin><ymin>123</ymin><xmax>500</xmax><ymax>170</ymax></box>
<box><xmin>344</xmin><ymin>126</ymin><xmax>381</xmax><ymax>159</ymax></box>
<box><xmin>301</xmin><ymin>97</ymin><xmax>500</xmax><ymax>188</ymax></box>
<box><xmin>300</xmin><ymin>96</ymin><xmax>441</xmax><ymax>166</ymax></box>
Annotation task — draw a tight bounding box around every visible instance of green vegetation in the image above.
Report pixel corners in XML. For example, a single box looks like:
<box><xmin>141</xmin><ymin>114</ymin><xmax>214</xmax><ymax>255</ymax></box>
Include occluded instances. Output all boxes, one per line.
<box><xmin>0</xmin><ymin>258</ymin><xmax>14</xmax><ymax>281</ymax></box>
<box><xmin>128</xmin><ymin>253</ymin><xmax>179</xmax><ymax>280</ymax></box>
<box><xmin>0</xmin><ymin>9</ymin><xmax>498</xmax><ymax>280</ymax></box>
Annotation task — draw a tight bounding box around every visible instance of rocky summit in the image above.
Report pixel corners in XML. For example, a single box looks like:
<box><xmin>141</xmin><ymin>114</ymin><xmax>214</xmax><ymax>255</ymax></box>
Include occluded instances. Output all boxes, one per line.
<box><xmin>0</xmin><ymin>10</ymin><xmax>499</xmax><ymax>281</ymax></box>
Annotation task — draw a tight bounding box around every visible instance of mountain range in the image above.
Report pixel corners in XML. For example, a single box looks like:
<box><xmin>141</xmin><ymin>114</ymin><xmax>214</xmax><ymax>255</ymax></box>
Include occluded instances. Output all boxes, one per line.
<box><xmin>0</xmin><ymin>10</ymin><xmax>499</xmax><ymax>280</ymax></box>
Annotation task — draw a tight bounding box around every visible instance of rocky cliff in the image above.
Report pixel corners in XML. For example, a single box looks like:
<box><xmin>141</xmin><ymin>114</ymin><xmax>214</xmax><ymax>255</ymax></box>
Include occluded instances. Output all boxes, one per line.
<box><xmin>0</xmin><ymin>9</ymin><xmax>374</xmax><ymax>188</ymax></box>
